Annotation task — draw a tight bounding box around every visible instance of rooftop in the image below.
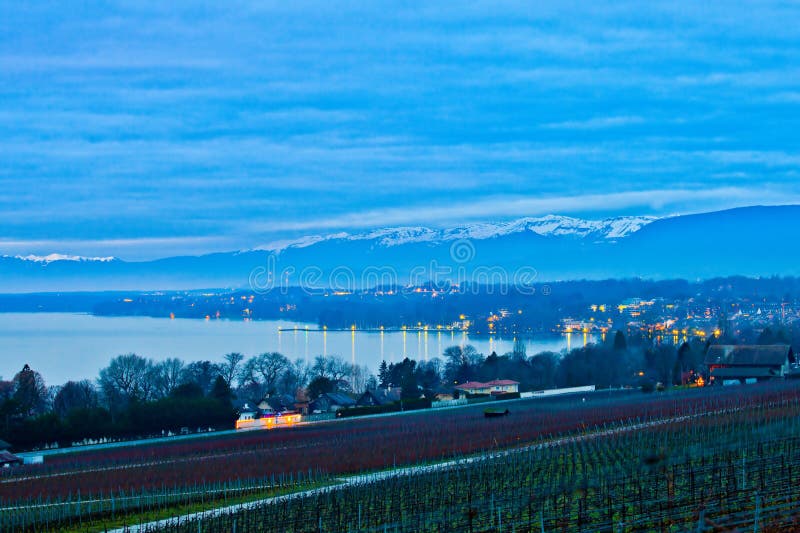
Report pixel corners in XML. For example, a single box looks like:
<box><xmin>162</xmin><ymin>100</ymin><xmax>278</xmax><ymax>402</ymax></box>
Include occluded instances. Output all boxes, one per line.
<box><xmin>705</xmin><ymin>345</ymin><xmax>794</xmax><ymax>367</ymax></box>
<box><xmin>455</xmin><ymin>379</ymin><xmax>520</xmax><ymax>390</ymax></box>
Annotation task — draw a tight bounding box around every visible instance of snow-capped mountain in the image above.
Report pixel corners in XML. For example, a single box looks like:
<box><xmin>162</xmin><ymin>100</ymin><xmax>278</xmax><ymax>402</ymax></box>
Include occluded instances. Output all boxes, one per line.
<box><xmin>0</xmin><ymin>206</ymin><xmax>796</xmax><ymax>292</ymax></box>
<box><xmin>260</xmin><ymin>215</ymin><xmax>657</xmax><ymax>252</ymax></box>
<box><xmin>10</xmin><ymin>254</ymin><xmax>117</xmax><ymax>264</ymax></box>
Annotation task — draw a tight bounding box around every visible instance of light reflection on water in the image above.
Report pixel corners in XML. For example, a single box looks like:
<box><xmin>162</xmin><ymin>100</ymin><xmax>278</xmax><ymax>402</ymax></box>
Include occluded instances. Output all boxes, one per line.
<box><xmin>0</xmin><ymin>313</ymin><xmax>573</xmax><ymax>385</ymax></box>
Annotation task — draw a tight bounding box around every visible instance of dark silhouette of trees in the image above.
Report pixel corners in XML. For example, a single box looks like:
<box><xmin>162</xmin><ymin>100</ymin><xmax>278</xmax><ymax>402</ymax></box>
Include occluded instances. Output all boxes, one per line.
<box><xmin>613</xmin><ymin>330</ymin><xmax>627</xmax><ymax>351</ymax></box>
<box><xmin>98</xmin><ymin>354</ymin><xmax>156</xmax><ymax>413</ymax></box>
<box><xmin>182</xmin><ymin>360</ymin><xmax>222</xmax><ymax>395</ymax></box>
<box><xmin>53</xmin><ymin>380</ymin><xmax>98</xmax><ymax>417</ymax></box>
<box><xmin>220</xmin><ymin>352</ymin><xmax>244</xmax><ymax>386</ymax></box>
<box><xmin>307</xmin><ymin>376</ymin><xmax>335</xmax><ymax>400</ymax></box>
<box><xmin>13</xmin><ymin>364</ymin><xmax>48</xmax><ymax>417</ymax></box>
<box><xmin>444</xmin><ymin>345</ymin><xmax>483</xmax><ymax>384</ymax></box>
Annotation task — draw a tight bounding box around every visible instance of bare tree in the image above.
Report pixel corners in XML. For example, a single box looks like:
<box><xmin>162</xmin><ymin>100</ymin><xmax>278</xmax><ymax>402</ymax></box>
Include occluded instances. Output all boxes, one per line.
<box><xmin>312</xmin><ymin>355</ymin><xmax>352</xmax><ymax>381</ymax></box>
<box><xmin>98</xmin><ymin>353</ymin><xmax>155</xmax><ymax>410</ymax></box>
<box><xmin>154</xmin><ymin>358</ymin><xmax>185</xmax><ymax>397</ymax></box>
<box><xmin>220</xmin><ymin>352</ymin><xmax>244</xmax><ymax>386</ymax></box>
<box><xmin>250</xmin><ymin>352</ymin><xmax>290</xmax><ymax>395</ymax></box>
<box><xmin>278</xmin><ymin>359</ymin><xmax>311</xmax><ymax>397</ymax></box>
<box><xmin>349</xmin><ymin>364</ymin><xmax>371</xmax><ymax>394</ymax></box>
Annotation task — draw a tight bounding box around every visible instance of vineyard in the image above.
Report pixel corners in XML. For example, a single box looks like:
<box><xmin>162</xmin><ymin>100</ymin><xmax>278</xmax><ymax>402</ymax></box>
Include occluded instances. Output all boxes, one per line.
<box><xmin>4</xmin><ymin>384</ymin><xmax>800</xmax><ymax>531</ymax></box>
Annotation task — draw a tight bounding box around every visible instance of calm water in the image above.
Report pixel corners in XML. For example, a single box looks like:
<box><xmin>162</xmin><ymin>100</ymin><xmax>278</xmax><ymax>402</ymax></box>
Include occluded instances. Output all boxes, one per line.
<box><xmin>0</xmin><ymin>313</ymin><xmax>572</xmax><ymax>385</ymax></box>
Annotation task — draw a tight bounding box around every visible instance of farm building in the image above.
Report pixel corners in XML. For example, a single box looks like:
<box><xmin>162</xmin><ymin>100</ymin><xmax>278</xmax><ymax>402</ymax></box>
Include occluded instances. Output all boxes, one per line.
<box><xmin>705</xmin><ymin>344</ymin><xmax>796</xmax><ymax>383</ymax></box>
<box><xmin>455</xmin><ymin>379</ymin><xmax>520</xmax><ymax>396</ymax></box>
<box><xmin>309</xmin><ymin>392</ymin><xmax>356</xmax><ymax>413</ymax></box>
<box><xmin>0</xmin><ymin>439</ymin><xmax>21</xmax><ymax>468</ymax></box>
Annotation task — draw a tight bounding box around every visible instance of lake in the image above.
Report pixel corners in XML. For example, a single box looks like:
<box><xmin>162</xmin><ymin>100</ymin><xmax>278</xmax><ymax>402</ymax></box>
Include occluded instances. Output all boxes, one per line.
<box><xmin>0</xmin><ymin>313</ymin><xmax>576</xmax><ymax>385</ymax></box>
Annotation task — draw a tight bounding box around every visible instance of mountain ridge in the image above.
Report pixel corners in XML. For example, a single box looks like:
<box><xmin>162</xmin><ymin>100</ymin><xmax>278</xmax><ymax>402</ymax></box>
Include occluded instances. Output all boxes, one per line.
<box><xmin>258</xmin><ymin>214</ymin><xmax>658</xmax><ymax>253</ymax></box>
<box><xmin>0</xmin><ymin>205</ymin><xmax>796</xmax><ymax>292</ymax></box>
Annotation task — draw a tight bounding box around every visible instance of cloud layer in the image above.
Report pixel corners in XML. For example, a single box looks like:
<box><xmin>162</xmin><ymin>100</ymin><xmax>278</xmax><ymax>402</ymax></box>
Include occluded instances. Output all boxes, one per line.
<box><xmin>1</xmin><ymin>1</ymin><xmax>799</xmax><ymax>259</ymax></box>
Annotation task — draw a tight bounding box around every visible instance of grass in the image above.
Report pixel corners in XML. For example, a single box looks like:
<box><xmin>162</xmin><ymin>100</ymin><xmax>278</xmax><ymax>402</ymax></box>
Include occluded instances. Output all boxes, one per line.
<box><xmin>52</xmin><ymin>480</ymin><xmax>335</xmax><ymax>533</ymax></box>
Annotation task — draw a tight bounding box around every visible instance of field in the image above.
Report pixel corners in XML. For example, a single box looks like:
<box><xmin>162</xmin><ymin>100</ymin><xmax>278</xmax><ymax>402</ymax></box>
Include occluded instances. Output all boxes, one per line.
<box><xmin>4</xmin><ymin>384</ymin><xmax>800</xmax><ymax>531</ymax></box>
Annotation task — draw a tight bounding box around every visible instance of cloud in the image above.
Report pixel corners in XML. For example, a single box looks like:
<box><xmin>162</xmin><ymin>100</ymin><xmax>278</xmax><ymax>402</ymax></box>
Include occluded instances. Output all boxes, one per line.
<box><xmin>541</xmin><ymin>116</ymin><xmax>645</xmax><ymax>130</ymax></box>
<box><xmin>1</xmin><ymin>0</ymin><xmax>799</xmax><ymax>259</ymax></box>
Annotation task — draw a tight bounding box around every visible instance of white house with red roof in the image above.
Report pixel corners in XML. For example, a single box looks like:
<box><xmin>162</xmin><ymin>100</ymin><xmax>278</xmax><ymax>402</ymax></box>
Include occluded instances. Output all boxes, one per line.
<box><xmin>455</xmin><ymin>379</ymin><xmax>520</xmax><ymax>396</ymax></box>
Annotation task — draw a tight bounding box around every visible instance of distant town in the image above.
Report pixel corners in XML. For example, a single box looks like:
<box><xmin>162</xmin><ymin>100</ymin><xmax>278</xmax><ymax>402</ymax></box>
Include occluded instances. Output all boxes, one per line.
<box><xmin>6</xmin><ymin>276</ymin><xmax>798</xmax><ymax>347</ymax></box>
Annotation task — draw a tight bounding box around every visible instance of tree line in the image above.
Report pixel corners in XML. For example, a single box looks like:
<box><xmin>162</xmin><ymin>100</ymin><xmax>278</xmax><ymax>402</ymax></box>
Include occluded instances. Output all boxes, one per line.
<box><xmin>0</xmin><ymin>352</ymin><xmax>370</xmax><ymax>451</ymax></box>
<box><xmin>4</xmin><ymin>325</ymin><xmax>781</xmax><ymax>451</ymax></box>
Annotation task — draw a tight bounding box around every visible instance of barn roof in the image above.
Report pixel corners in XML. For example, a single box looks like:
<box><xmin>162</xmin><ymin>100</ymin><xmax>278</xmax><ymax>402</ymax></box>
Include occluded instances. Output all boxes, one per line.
<box><xmin>705</xmin><ymin>345</ymin><xmax>794</xmax><ymax>367</ymax></box>
<box><xmin>320</xmin><ymin>392</ymin><xmax>356</xmax><ymax>406</ymax></box>
<box><xmin>0</xmin><ymin>450</ymin><xmax>21</xmax><ymax>465</ymax></box>
<box><xmin>710</xmin><ymin>367</ymin><xmax>781</xmax><ymax>379</ymax></box>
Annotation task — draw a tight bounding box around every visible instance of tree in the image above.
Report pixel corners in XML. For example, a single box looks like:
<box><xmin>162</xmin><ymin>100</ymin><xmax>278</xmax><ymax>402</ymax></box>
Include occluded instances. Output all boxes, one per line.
<box><xmin>277</xmin><ymin>359</ymin><xmax>310</xmax><ymax>397</ymax></box>
<box><xmin>210</xmin><ymin>375</ymin><xmax>234</xmax><ymax>405</ymax></box>
<box><xmin>347</xmin><ymin>364</ymin><xmax>372</xmax><ymax>394</ymax></box>
<box><xmin>154</xmin><ymin>358</ymin><xmax>185</xmax><ymax>398</ymax></box>
<box><xmin>250</xmin><ymin>353</ymin><xmax>290</xmax><ymax>396</ymax></box>
<box><xmin>758</xmin><ymin>326</ymin><xmax>791</xmax><ymax>345</ymax></box>
<box><xmin>529</xmin><ymin>351</ymin><xmax>559</xmax><ymax>390</ymax></box>
<box><xmin>378</xmin><ymin>360</ymin><xmax>390</xmax><ymax>388</ymax></box>
<box><xmin>512</xmin><ymin>338</ymin><xmax>527</xmax><ymax>359</ymax></box>
<box><xmin>170</xmin><ymin>382</ymin><xmax>204</xmax><ymax>399</ymax></box>
<box><xmin>220</xmin><ymin>352</ymin><xmax>244</xmax><ymax>386</ymax></box>
<box><xmin>98</xmin><ymin>354</ymin><xmax>155</xmax><ymax>410</ymax></box>
<box><xmin>311</xmin><ymin>355</ymin><xmax>352</xmax><ymax>382</ymax></box>
<box><xmin>0</xmin><ymin>379</ymin><xmax>13</xmax><ymax>402</ymax></box>
<box><xmin>613</xmin><ymin>330</ymin><xmax>628</xmax><ymax>351</ymax></box>
<box><xmin>443</xmin><ymin>345</ymin><xmax>483</xmax><ymax>384</ymax></box>
<box><xmin>13</xmin><ymin>364</ymin><xmax>48</xmax><ymax>417</ymax></box>
<box><xmin>53</xmin><ymin>380</ymin><xmax>98</xmax><ymax>418</ymax></box>
<box><xmin>181</xmin><ymin>361</ymin><xmax>222</xmax><ymax>395</ymax></box>
<box><xmin>307</xmin><ymin>376</ymin><xmax>335</xmax><ymax>400</ymax></box>
<box><xmin>644</xmin><ymin>345</ymin><xmax>676</xmax><ymax>386</ymax></box>
<box><xmin>415</xmin><ymin>359</ymin><xmax>442</xmax><ymax>396</ymax></box>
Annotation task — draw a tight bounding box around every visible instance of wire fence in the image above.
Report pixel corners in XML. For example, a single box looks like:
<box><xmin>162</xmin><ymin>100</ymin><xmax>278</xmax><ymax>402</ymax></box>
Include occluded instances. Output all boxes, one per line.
<box><xmin>135</xmin><ymin>398</ymin><xmax>800</xmax><ymax>533</ymax></box>
<box><xmin>0</xmin><ymin>469</ymin><xmax>327</xmax><ymax>532</ymax></box>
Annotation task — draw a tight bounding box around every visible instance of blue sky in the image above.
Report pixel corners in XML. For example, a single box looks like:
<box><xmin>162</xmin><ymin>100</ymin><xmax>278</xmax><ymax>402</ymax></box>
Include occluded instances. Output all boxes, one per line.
<box><xmin>1</xmin><ymin>1</ymin><xmax>799</xmax><ymax>260</ymax></box>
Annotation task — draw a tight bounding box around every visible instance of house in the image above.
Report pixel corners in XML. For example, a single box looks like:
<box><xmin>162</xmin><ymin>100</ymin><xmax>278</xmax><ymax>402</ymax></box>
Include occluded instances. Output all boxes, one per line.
<box><xmin>263</xmin><ymin>394</ymin><xmax>296</xmax><ymax>413</ymax></box>
<box><xmin>309</xmin><ymin>392</ymin><xmax>356</xmax><ymax>413</ymax></box>
<box><xmin>356</xmin><ymin>388</ymin><xmax>402</xmax><ymax>407</ymax></box>
<box><xmin>235</xmin><ymin>403</ymin><xmax>302</xmax><ymax>430</ymax></box>
<box><xmin>0</xmin><ymin>440</ymin><xmax>21</xmax><ymax>468</ymax></box>
<box><xmin>455</xmin><ymin>379</ymin><xmax>520</xmax><ymax>396</ymax></box>
<box><xmin>705</xmin><ymin>345</ymin><xmax>796</xmax><ymax>383</ymax></box>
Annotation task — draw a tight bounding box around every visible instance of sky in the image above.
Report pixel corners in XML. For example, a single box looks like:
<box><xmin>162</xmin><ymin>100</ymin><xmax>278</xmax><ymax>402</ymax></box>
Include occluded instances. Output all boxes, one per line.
<box><xmin>1</xmin><ymin>1</ymin><xmax>799</xmax><ymax>260</ymax></box>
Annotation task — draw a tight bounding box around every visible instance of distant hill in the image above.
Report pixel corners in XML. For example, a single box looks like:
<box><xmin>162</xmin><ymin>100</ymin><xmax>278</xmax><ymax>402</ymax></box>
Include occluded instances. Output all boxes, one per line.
<box><xmin>0</xmin><ymin>206</ymin><xmax>797</xmax><ymax>292</ymax></box>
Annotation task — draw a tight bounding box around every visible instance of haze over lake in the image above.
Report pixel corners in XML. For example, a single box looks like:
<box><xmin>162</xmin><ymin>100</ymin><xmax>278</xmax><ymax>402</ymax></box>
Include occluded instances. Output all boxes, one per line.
<box><xmin>0</xmin><ymin>313</ymin><xmax>574</xmax><ymax>385</ymax></box>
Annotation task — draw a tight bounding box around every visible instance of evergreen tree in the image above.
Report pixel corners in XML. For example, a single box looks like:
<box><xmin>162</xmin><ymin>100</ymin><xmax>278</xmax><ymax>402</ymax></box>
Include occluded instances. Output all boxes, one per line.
<box><xmin>210</xmin><ymin>375</ymin><xmax>234</xmax><ymax>405</ymax></box>
<box><xmin>378</xmin><ymin>360</ymin><xmax>390</xmax><ymax>388</ymax></box>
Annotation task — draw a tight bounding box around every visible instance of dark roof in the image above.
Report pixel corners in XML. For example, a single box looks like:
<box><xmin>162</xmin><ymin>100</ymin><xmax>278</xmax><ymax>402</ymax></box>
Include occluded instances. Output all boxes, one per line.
<box><xmin>310</xmin><ymin>392</ymin><xmax>355</xmax><ymax>408</ymax></box>
<box><xmin>0</xmin><ymin>439</ymin><xmax>10</xmax><ymax>450</ymax></box>
<box><xmin>710</xmin><ymin>367</ymin><xmax>781</xmax><ymax>379</ymax></box>
<box><xmin>265</xmin><ymin>394</ymin><xmax>296</xmax><ymax>411</ymax></box>
<box><xmin>324</xmin><ymin>392</ymin><xmax>355</xmax><ymax>406</ymax></box>
<box><xmin>357</xmin><ymin>389</ymin><xmax>401</xmax><ymax>406</ymax></box>
<box><xmin>0</xmin><ymin>450</ymin><xmax>21</xmax><ymax>465</ymax></box>
<box><xmin>705</xmin><ymin>345</ymin><xmax>794</xmax><ymax>367</ymax></box>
